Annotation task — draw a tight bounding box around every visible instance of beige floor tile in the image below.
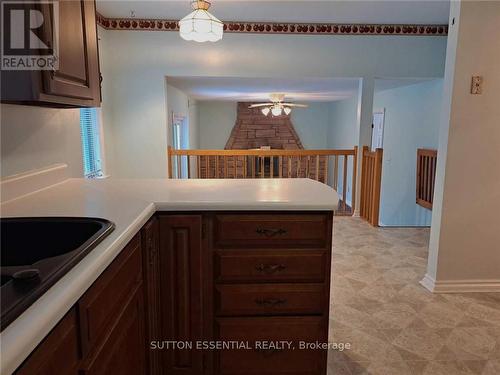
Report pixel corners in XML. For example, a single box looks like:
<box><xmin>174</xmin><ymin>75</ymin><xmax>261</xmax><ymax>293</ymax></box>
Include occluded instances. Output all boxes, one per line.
<box><xmin>366</xmin><ymin>360</ymin><xmax>414</xmax><ymax>375</ymax></box>
<box><xmin>482</xmin><ymin>359</ymin><xmax>500</xmax><ymax>375</ymax></box>
<box><xmin>421</xmin><ymin>360</ymin><xmax>477</xmax><ymax>375</ymax></box>
<box><xmin>372</xmin><ymin>302</ymin><xmax>418</xmax><ymax>330</ymax></box>
<box><xmin>391</xmin><ymin>326</ymin><xmax>449</xmax><ymax>360</ymax></box>
<box><xmin>444</xmin><ymin>327</ymin><xmax>498</xmax><ymax>360</ymax></box>
<box><xmin>416</xmin><ymin>300</ymin><xmax>465</xmax><ymax>328</ymax></box>
<box><xmin>327</xmin><ymin>217</ymin><xmax>500</xmax><ymax>375</ymax></box>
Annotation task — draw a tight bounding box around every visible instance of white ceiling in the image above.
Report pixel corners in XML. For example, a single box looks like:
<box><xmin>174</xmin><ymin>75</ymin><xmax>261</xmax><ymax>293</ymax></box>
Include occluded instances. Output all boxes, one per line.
<box><xmin>166</xmin><ymin>76</ymin><xmax>433</xmax><ymax>102</ymax></box>
<box><xmin>97</xmin><ymin>1</ymin><xmax>450</xmax><ymax>25</ymax></box>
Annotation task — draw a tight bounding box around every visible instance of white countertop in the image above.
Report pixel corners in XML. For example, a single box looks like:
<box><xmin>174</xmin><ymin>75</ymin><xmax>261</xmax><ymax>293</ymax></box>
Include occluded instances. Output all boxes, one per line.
<box><xmin>0</xmin><ymin>178</ymin><xmax>338</xmax><ymax>374</ymax></box>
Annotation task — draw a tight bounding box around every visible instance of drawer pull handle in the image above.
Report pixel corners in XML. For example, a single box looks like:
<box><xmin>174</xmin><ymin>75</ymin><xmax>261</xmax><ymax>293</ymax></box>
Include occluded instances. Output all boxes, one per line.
<box><xmin>255</xmin><ymin>228</ymin><xmax>287</xmax><ymax>237</ymax></box>
<box><xmin>255</xmin><ymin>348</ymin><xmax>283</xmax><ymax>357</ymax></box>
<box><xmin>255</xmin><ymin>263</ymin><xmax>286</xmax><ymax>274</ymax></box>
<box><xmin>254</xmin><ymin>298</ymin><xmax>287</xmax><ymax>307</ymax></box>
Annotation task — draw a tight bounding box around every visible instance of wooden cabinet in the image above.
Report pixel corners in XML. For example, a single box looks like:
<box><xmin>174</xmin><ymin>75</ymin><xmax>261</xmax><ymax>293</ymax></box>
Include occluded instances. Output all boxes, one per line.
<box><xmin>15</xmin><ymin>308</ymin><xmax>80</xmax><ymax>375</ymax></box>
<box><xmin>210</xmin><ymin>212</ymin><xmax>332</xmax><ymax>375</ymax></box>
<box><xmin>80</xmin><ymin>287</ymin><xmax>145</xmax><ymax>375</ymax></box>
<box><xmin>1</xmin><ymin>0</ymin><xmax>101</xmax><ymax>107</ymax></box>
<box><xmin>142</xmin><ymin>217</ymin><xmax>161</xmax><ymax>375</ymax></box>
<box><xmin>215</xmin><ymin>317</ymin><xmax>325</xmax><ymax>375</ymax></box>
<box><xmin>15</xmin><ymin>234</ymin><xmax>145</xmax><ymax>375</ymax></box>
<box><xmin>15</xmin><ymin>211</ymin><xmax>333</xmax><ymax>375</ymax></box>
<box><xmin>158</xmin><ymin>215</ymin><xmax>204</xmax><ymax>375</ymax></box>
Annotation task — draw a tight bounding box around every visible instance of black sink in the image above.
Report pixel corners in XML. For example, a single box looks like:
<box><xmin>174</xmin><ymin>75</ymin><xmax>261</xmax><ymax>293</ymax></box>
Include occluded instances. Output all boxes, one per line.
<box><xmin>0</xmin><ymin>217</ymin><xmax>115</xmax><ymax>330</ymax></box>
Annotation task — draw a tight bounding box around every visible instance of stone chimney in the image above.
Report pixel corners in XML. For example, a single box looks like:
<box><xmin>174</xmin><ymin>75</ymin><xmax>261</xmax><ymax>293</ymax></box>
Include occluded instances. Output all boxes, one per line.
<box><xmin>225</xmin><ymin>102</ymin><xmax>304</xmax><ymax>150</ymax></box>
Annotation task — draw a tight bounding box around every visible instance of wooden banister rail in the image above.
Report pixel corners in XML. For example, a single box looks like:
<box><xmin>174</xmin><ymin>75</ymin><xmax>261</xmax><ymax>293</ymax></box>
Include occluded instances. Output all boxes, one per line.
<box><xmin>416</xmin><ymin>148</ymin><xmax>437</xmax><ymax>210</ymax></box>
<box><xmin>360</xmin><ymin>146</ymin><xmax>383</xmax><ymax>226</ymax></box>
<box><xmin>167</xmin><ymin>146</ymin><xmax>358</xmax><ymax>215</ymax></box>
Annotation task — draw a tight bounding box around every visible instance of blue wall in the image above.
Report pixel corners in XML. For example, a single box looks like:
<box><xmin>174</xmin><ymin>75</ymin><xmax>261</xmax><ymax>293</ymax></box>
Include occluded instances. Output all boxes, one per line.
<box><xmin>326</xmin><ymin>96</ymin><xmax>358</xmax><ymax>205</ymax></box>
<box><xmin>374</xmin><ymin>79</ymin><xmax>443</xmax><ymax>226</ymax></box>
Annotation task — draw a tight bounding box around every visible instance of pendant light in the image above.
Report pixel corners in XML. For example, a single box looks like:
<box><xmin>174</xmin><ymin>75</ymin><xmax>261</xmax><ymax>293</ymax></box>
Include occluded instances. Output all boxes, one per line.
<box><xmin>179</xmin><ymin>0</ymin><xmax>223</xmax><ymax>42</ymax></box>
<box><xmin>261</xmin><ymin>107</ymin><xmax>271</xmax><ymax>116</ymax></box>
<box><xmin>271</xmin><ymin>105</ymin><xmax>282</xmax><ymax>116</ymax></box>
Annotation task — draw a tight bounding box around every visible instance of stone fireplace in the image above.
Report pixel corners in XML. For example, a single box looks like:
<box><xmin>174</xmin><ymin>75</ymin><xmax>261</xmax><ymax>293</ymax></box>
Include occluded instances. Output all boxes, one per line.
<box><xmin>198</xmin><ymin>102</ymin><xmax>327</xmax><ymax>179</ymax></box>
<box><xmin>225</xmin><ymin>102</ymin><xmax>304</xmax><ymax>150</ymax></box>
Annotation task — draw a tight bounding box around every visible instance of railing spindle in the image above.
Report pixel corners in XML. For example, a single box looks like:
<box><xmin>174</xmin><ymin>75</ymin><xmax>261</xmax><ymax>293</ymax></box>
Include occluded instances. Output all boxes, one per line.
<box><xmin>333</xmin><ymin>155</ymin><xmax>338</xmax><ymax>190</ymax></box>
<box><xmin>315</xmin><ymin>155</ymin><xmax>320</xmax><ymax>181</ymax></box>
<box><xmin>324</xmin><ymin>156</ymin><xmax>329</xmax><ymax>185</ymax></box>
<box><xmin>343</xmin><ymin>155</ymin><xmax>348</xmax><ymax>209</ymax></box>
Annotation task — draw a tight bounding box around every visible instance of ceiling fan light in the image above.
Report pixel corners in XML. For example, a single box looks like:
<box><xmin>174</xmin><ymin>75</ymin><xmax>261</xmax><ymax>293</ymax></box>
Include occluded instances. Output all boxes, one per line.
<box><xmin>261</xmin><ymin>107</ymin><xmax>270</xmax><ymax>116</ymax></box>
<box><xmin>283</xmin><ymin>107</ymin><xmax>292</xmax><ymax>115</ymax></box>
<box><xmin>271</xmin><ymin>106</ymin><xmax>282</xmax><ymax>116</ymax></box>
<box><xmin>179</xmin><ymin>1</ymin><xmax>223</xmax><ymax>42</ymax></box>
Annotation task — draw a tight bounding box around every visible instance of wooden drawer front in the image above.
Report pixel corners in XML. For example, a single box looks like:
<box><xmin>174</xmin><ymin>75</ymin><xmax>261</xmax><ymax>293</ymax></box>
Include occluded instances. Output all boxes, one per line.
<box><xmin>78</xmin><ymin>234</ymin><xmax>142</xmax><ymax>356</ymax></box>
<box><xmin>16</xmin><ymin>308</ymin><xmax>80</xmax><ymax>375</ymax></box>
<box><xmin>215</xmin><ymin>284</ymin><xmax>324</xmax><ymax>316</ymax></box>
<box><xmin>215</xmin><ymin>250</ymin><xmax>326</xmax><ymax>283</ymax></box>
<box><xmin>215</xmin><ymin>316</ymin><xmax>325</xmax><ymax>375</ymax></box>
<box><xmin>214</xmin><ymin>214</ymin><xmax>330</xmax><ymax>249</ymax></box>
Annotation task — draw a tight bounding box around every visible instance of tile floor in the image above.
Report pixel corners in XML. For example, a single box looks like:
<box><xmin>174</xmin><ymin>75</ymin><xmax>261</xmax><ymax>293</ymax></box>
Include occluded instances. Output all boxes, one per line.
<box><xmin>327</xmin><ymin>217</ymin><xmax>500</xmax><ymax>375</ymax></box>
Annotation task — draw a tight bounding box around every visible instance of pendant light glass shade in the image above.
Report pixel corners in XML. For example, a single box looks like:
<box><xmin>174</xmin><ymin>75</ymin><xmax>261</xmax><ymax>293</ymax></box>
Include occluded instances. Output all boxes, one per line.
<box><xmin>261</xmin><ymin>107</ymin><xmax>271</xmax><ymax>116</ymax></box>
<box><xmin>179</xmin><ymin>1</ymin><xmax>223</xmax><ymax>42</ymax></box>
<box><xmin>283</xmin><ymin>107</ymin><xmax>292</xmax><ymax>115</ymax></box>
<box><xmin>271</xmin><ymin>105</ymin><xmax>282</xmax><ymax>116</ymax></box>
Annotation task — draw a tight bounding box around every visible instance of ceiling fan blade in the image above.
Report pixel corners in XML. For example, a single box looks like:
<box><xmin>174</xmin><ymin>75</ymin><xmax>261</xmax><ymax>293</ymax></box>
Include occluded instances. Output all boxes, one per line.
<box><xmin>249</xmin><ymin>103</ymin><xmax>274</xmax><ymax>108</ymax></box>
<box><xmin>282</xmin><ymin>103</ymin><xmax>308</xmax><ymax>108</ymax></box>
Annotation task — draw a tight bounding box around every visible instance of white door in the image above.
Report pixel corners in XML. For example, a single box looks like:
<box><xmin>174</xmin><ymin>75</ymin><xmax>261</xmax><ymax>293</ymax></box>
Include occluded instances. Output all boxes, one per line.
<box><xmin>371</xmin><ymin>109</ymin><xmax>385</xmax><ymax>151</ymax></box>
<box><xmin>172</xmin><ymin>112</ymin><xmax>189</xmax><ymax>177</ymax></box>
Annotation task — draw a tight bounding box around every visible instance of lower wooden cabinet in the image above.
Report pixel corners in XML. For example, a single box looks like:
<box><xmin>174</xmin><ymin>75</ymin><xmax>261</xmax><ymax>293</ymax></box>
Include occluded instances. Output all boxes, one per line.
<box><xmin>15</xmin><ymin>308</ymin><xmax>80</xmax><ymax>375</ymax></box>
<box><xmin>142</xmin><ymin>217</ymin><xmax>161</xmax><ymax>375</ymax></box>
<box><xmin>15</xmin><ymin>211</ymin><xmax>333</xmax><ymax>375</ymax></box>
<box><xmin>158</xmin><ymin>215</ymin><xmax>204</xmax><ymax>375</ymax></box>
<box><xmin>15</xmin><ymin>234</ymin><xmax>145</xmax><ymax>375</ymax></box>
<box><xmin>215</xmin><ymin>316</ymin><xmax>326</xmax><ymax>375</ymax></box>
<box><xmin>81</xmin><ymin>286</ymin><xmax>146</xmax><ymax>375</ymax></box>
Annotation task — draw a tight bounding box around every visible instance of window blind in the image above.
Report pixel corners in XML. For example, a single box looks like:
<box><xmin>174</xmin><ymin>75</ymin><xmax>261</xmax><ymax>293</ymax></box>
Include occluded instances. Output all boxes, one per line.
<box><xmin>80</xmin><ymin>108</ymin><xmax>103</xmax><ymax>178</ymax></box>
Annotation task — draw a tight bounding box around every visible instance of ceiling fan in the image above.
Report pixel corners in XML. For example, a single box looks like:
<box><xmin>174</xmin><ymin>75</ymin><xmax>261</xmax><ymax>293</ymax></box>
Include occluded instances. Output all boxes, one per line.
<box><xmin>249</xmin><ymin>93</ymin><xmax>308</xmax><ymax>116</ymax></box>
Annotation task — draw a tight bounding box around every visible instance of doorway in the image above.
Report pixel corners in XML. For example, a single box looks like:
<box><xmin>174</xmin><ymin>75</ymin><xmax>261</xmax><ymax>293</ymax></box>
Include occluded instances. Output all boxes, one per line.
<box><xmin>172</xmin><ymin>112</ymin><xmax>189</xmax><ymax>177</ymax></box>
<box><xmin>371</xmin><ymin>109</ymin><xmax>385</xmax><ymax>151</ymax></box>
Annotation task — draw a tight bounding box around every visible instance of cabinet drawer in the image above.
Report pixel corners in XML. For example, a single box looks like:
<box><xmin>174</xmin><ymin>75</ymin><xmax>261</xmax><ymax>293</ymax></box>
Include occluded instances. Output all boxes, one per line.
<box><xmin>215</xmin><ymin>284</ymin><xmax>324</xmax><ymax>316</ymax></box>
<box><xmin>215</xmin><ymin>316</ymin><xmax>325</xmax><ymax>375</ymax></box>
<box><xmin>215</xmin><ymin>249</ymin><xmax>326</xmax><ymax>283</ymax></box>
<box><xmin>213</xmin><ymin>214</ymin><xmax>331</xmax><ymax>249</ymax></box>
<box><xmin>78</xmin><ymin>234</ymin><xmax>142</xmax><ymax>356</ymax></box>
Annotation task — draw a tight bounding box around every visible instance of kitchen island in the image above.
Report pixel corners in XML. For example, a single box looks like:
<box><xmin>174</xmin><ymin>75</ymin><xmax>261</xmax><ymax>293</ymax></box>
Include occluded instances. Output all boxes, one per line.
<box><xmin>0</xmin><ymin>178</ymin><xmax>338</xmax><ymax>374</ymax></box>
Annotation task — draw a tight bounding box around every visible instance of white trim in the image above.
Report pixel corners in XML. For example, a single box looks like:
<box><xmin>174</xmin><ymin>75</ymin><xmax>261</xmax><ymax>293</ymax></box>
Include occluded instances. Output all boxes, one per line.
<box><xmin>420</xmin><ymin>274</ymin><xmax>500</xmax><ymax>293</ymax></box>
<box><xmin>1</xmin><ymin>164</ymin><xmax>69</xmax><ymax>203</ymax></box>
<box><xmin>419</xmin><ymin>274</ymin><xmax>436</xmax><ymax>292</ymax></box>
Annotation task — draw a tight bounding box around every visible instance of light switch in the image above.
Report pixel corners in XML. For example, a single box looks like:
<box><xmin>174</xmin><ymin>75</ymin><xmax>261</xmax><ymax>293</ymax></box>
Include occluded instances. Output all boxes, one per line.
<box><xmin>471</xmin><ymin>76</ymin><xmax>483</xmax><ymax>94</ymax></box>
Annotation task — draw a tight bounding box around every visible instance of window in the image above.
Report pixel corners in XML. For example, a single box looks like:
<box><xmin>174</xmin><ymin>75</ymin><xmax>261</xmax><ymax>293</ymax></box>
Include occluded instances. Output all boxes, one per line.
<box><xmin>79</xmin><ymin>108</ymin><xmax>103</xmax><ymax>178</ymax></box>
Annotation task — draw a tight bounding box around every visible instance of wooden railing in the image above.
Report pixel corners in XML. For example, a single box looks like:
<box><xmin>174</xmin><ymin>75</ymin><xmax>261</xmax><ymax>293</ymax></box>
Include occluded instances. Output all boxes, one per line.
<box><xmin>360</xmin><ymin>146</ymin><xmax>383</xmax><ymax>226</ymax></box>
<box><xmin>416</xmin><ymin>148</ymin><xmax>437</xmax><ymax>210</ymax></box>
<box><xmin>167</xmin><ymin>146</ymin><xmax>357</xmax><ymax>214</ymax></box>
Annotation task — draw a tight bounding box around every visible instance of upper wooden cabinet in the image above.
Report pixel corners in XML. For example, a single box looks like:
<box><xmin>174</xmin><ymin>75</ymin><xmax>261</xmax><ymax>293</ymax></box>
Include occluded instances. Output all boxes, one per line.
<box><xmin>0</xmin><ymin>0</ymin><xmax>101</xmax><ymax>108</ymax></box>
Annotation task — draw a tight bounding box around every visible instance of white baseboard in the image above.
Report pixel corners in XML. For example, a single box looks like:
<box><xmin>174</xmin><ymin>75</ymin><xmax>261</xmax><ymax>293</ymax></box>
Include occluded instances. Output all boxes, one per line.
<box><xmin>1</xmin><ymin>164</ymin><xmax>69</xmax><ymax>203</ymax></box>
<box><xmin>420</xmin><ymin>274</ymin><xmax>500</xmax><ymax>293</ymax></box>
